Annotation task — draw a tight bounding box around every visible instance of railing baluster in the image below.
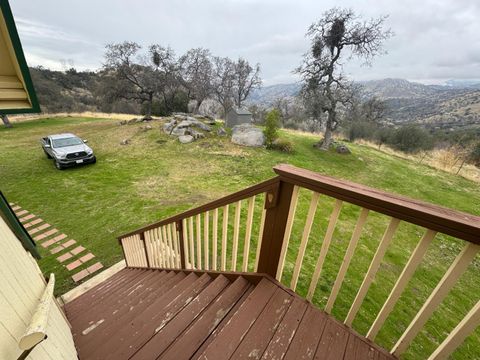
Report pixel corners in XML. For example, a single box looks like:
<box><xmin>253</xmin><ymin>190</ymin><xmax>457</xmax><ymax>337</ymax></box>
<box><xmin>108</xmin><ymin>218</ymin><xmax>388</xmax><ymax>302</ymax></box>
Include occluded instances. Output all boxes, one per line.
<box><xmin>212</xmin><ymin>208</ymin><xmax>218</xmax><ymax>271</ymax></box>
<box><xmin>143</xmin><ymin>232</ymin><xmax>152</xmax><ymax>267</ymax></box>
<box><xmin>157</xmin><ymin>227</ymin><xmax>165</xmax><ymax>268</ymax></box>
<box><xmin>204</xmin><ymin>211</ymin><xmax>210</xmax><ymax>270</ymax></box>
<box><xmin>254</xmin><ymin>206</ymin><xmax>266</xmax><ymax>272</ymax></box>
<box><xmin>182</xmin><ymin>219</ymin><xmax>190</xmax><ymax>269</ymax></box>
<box><xmin>130</xmin><ymin>236</ymin><xmax>137</xmax><ymax>267</ymax></box>
<box><xmin>367</xmin><ymin>229</ymin><xmax>437</xmax><ymax>340</ymax></box>
<box><xmin>189</xmin><ymin>217</ymin><xmax>195</xmax><ymax>269</ymax></box>
<box><xmin>345</xmin><ymin>217</ymin><xmax>400</xmax><ymax>326</ymax></box>
<box><xmin>325</xmin><ymin>208</ymin><xmax>369</xmax><ymax>313</ymax></box>
<box><xmin>428</xmin><ymin>299</ymin><xmax>480</xmax><ymax>360</ymax></box>
<box><xmin>242</xmin><ymin>196</ymin><xmax>256</xmax><ymax>272</ymax></box>
<box><xmin>231</xmin><ymin>200</ymin><xmax>242</xmax><ymax>271</ymax></box>
<box><xmin>307</xmin><ymin>199</ymin><xmax>343</xmax><ymax>300</ymax></box>
<box><xmin>171</xmin><ymin>223</ymin><xmax>180</xmax><ymax>268</ymax></box>
<box><xmin>221</xmin><ymin>204</ymin><xmax>229</xmax><ymax>271</ymax></box>
<box><xmin>275</xmin><ymin>185</ymin><xmax>300</xmax><ymax>281</ymax></box>
<box><xmin>196</xmin><ymin>214</ymin><xmax>202</xmax><ymax>269</ymax></box>
<box><xmin>162</xmin><ymin>225</ymin><xmax>171</xmax><ymax>268</ymax></box>
<box><xmin>291</xmin><ymin>192</ymin><xmax>320</xmax><ymax>291</ymax></box>
<box><xmin>167</xmin><ymin>223</ymin><xmax>175</xmax><ymax>267</ymax></box>
<box><xmin>392</xmin><ymin>242</ymin><xmax>480</xmax><ymax>356</ymax></box>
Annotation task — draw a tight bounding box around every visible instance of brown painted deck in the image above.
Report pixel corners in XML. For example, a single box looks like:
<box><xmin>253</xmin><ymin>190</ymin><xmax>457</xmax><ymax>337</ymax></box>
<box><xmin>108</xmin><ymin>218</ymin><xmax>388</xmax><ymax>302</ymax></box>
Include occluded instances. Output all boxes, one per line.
<box><xmin>64</xmin><ymin>268</ymin><xmax>397</xmax><ymax>360</ymax></box>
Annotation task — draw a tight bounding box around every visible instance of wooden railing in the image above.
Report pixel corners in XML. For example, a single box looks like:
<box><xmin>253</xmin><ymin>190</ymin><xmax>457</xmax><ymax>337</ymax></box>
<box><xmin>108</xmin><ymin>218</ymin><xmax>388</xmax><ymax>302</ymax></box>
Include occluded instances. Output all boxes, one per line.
<box><xmin>118</xmin><ymin>164</ymin><xmax>480</xmax><ymax>359</ymax></box>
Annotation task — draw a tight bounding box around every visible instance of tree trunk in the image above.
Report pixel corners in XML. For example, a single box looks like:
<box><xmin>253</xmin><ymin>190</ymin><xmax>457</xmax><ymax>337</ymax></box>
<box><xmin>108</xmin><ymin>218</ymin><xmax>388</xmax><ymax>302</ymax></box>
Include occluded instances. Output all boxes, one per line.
<box><xmin>317</xmin><ymin>109</ymin><xmax>335</xmax><ymax>150</ymax></box>
<box><xmin>143</xmin><ymin>93</ymin><xmax>153</xmax><ymax>120</ymax></box>
<box><xmin>1</xmin><ymin>114</ymin><xmax>12</xmax><ymax>128</ymax></box>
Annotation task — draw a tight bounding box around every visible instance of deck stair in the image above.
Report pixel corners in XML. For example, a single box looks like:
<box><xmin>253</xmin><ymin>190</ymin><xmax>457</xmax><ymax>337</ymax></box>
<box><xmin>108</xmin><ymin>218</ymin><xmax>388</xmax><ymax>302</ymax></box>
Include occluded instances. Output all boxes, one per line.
<box><xmin>65</xmin><ymin>267</ymin><xmax>395</xmax><ymax>360</ymax></box>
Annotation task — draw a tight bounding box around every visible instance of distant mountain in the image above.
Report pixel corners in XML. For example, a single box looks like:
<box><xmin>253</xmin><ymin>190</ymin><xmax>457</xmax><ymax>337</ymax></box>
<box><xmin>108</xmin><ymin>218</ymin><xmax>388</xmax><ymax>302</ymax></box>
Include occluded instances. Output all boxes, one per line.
<box><xmin>248</xmin><ymin>83</ymin><xmax>301</xmax><ymax>105</ymax></box>
<box><xmin>249</xmin><ymin>78</ymin><xmax>480</xmax><ymax>130</ymax></box>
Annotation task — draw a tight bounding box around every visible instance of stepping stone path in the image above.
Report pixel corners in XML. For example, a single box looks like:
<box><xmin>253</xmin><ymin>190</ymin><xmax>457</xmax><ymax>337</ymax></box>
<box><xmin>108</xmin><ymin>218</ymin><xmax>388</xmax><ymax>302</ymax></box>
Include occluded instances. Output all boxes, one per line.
<box><xmin>10</xmin><ymin>203</ymin><xmax>104</xmax><ymax>283</ymax></box>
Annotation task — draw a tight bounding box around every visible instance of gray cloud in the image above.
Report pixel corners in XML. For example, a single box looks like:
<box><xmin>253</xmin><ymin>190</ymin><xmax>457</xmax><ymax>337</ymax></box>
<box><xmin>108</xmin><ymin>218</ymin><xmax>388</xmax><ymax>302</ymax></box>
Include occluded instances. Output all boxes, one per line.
<box><xmin>9</xmin><ymin>0</ymin><xmax>480</xmax><ymax>84</ymax></box>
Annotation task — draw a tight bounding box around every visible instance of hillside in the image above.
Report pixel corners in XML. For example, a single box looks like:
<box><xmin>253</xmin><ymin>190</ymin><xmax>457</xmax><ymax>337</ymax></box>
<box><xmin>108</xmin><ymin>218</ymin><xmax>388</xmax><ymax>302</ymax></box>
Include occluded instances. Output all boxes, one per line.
<box><xmin>24</xmin><ymin>67</ymin><xmax>480</xmax><ymax>131</ymax></box>
<box><xmin>250</xmin><ymin>79</ymin><xmax>480</xmax><ymax>130</ymax></box>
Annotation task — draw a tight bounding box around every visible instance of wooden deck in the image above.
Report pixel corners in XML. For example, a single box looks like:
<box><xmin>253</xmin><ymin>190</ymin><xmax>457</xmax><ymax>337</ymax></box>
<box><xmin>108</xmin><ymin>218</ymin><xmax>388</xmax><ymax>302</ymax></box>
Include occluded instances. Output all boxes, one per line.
<box><xmin>65</xmin><ymin>268</ymin><xmax>396</xmax><ymax>360</ymax></box>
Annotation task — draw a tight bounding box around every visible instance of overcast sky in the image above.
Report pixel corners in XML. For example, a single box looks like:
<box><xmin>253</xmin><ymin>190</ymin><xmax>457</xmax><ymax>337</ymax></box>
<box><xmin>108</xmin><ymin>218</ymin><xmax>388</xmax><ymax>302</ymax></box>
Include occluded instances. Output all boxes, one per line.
<box><xmin>9</xmin><ymin>0</ymin><xmax>480</xmax><ymax>86</ymax></box>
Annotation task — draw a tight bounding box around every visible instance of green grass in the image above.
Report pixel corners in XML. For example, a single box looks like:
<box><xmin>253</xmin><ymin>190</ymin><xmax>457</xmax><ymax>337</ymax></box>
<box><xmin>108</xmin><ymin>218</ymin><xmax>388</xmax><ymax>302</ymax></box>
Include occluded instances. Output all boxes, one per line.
<box><xmin>0</xmin><ymin>116</ymin><xmax>478</xmax><ymax>359</ymax></box>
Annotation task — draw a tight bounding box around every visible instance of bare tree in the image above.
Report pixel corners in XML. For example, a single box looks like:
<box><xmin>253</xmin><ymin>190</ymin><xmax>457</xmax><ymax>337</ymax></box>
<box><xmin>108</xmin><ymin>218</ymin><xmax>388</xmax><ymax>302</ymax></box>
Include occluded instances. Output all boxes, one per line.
<box><xmin>179</xmin><ymin>48</ymin><xmax>214</xmax><ymax>113</ymax></box>
<box><xmin>212</xmin><ymin>56</ymin><xmax>236</xmax><ymax>116</ymax></box>
<box><xmin>104</xmin><ymin>41</ymin><xmax>158</xmax><ymax>120</ymax></box>
<box><xmin>232</xmin><ymin>58</ymin><xmax>261</xmax><ymax>108</ymax></box>
<box><xmin>149</xmin><ymin>45</ymin><xmax>183</xmax><ymax>114</ymax></box>
<box><xmin>296</xmin><ymin>8</ymin><xmax>392</xmax><ymax>149</ymax></box>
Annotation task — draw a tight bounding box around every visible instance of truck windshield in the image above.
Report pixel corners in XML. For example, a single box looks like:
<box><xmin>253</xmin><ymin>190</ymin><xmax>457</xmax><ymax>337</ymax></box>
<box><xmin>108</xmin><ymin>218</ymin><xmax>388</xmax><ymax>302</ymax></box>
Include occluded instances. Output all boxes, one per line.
<box><xmin>52</xmin><ymin>137</ymin><xmax>83</xmax><ymax>148</ymax></box>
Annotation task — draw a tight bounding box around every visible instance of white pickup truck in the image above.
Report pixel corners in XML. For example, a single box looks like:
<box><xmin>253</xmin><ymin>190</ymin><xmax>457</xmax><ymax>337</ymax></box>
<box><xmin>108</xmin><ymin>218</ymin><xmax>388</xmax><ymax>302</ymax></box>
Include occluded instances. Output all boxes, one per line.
<box><xmin>41</xmin><ymin>133</ymin><xmax>96</xmax><ymax>170</ymax></box>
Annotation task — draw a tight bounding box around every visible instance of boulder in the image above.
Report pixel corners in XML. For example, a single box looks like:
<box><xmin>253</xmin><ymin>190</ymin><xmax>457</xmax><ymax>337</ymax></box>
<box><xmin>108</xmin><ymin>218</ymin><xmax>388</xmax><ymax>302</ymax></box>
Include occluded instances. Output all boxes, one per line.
<box><xmin>141</xmin><ymin>125</ymin><xmax>153</xmax><ymax>131</ymax></box>
<box><xmin>178</xmin><ymin>135</ymin><xmax>194</xmax><ymax>144</ymax></box>
<box><xmin>217</xmin><ymin>127</ymin><xmax>227</xmax><ymax>136</ymax></box>
<box><xmin>187</xmin><ymin>117</ymin><xmax>212</xmax><ymax>131</ymax></box>
<box><xmin>120</xmin><ymin>139</ymin><xmax>130</xmax><ymax>145</ymax></box>
<box><xmin>231</xmin><ymin>124</ymin><xmax>265</xmax><ymax>147</ymax></box>
<box><xmin>170</xmin><ymin>127</ymin><xmax>187</xmax><ymax>136</ymax></box>
<box><xmin>163</xmin><ymin>121</ymin><xmax>177</xmax><ymax>134</ymax></box>
<box><xmin>119</xmin><ymin>120</ymin><xmax>127</xmax><ymax>126</ymax></box>
<box><xmin>127</xmin><ymin>118</ymin><xmax>137</xmax><ymax>124</ymax></box>
<box><xmin>189</xmin><ymin>128</ymin><xmax>205</xmax><ymax>139</ymax></box>
<box><xmin>336</xmin><ymin>144</ymin><xmax>351</xmax><ymax>154</ymax></box>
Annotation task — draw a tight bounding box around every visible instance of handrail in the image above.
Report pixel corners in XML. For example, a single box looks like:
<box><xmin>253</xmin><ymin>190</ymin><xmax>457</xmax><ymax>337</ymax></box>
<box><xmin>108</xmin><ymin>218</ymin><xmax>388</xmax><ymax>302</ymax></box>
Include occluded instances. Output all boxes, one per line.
<box><xmin>117</xmin><ymin>164</ymin><xmax>480</xmax><ymax>359</ymax></box>
<box><xmin>118</xmin><ymin>177</ymin><xmax>280</xmax><ymax>240</ymax></box>
<box><xmin>274</xmin><ymin>164</ymin><xmax>480</xmax><ymax>245</ymax></box>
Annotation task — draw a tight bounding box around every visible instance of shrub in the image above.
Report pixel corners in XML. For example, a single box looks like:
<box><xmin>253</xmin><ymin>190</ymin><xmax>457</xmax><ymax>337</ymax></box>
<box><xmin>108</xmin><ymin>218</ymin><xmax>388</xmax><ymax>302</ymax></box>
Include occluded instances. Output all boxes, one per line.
<box><xmin>390</xmin><ymin>125</ymin><xmax>434</xmax><ymax>153</ymax></box>
<box><xmin>263</xmin><ymin>109</ymin><xmax>280</xmax><ymax>147</ymax></box>
<box><xmin>347</xmin><ymin>121</ymin><xmax>377</xmax><ymax>142</ymax></box>
<box><xmin>270</xmin><ymin>138</ymin><xmax>294</xmax><ymax>153</ymax></box>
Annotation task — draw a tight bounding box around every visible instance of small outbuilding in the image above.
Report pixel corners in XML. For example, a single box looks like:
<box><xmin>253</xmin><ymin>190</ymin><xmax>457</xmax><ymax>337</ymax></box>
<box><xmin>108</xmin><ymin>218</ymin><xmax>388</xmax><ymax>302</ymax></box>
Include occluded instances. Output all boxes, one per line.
<box><xmin>225</xmin><ymin>107</ymin><xmax>252</xmax><ymax>128</ymax></box>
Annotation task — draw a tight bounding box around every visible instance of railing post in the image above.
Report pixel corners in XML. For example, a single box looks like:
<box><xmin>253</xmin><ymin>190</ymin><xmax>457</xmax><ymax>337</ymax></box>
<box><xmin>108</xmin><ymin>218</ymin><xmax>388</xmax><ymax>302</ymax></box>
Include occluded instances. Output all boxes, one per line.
<box><xmin>139</xmin><ymin>232</ymin><xmax>150</xmax><ymax>268</ymax></box>
<box><xmin>256</xmin><ymin>179</ymin><xmax>295</xmax><ymax>278</ymax></box>
<box><xmin>176</xmin><ymin>220</ymin><xmax>186</xmax><ymax>269</ymax></box>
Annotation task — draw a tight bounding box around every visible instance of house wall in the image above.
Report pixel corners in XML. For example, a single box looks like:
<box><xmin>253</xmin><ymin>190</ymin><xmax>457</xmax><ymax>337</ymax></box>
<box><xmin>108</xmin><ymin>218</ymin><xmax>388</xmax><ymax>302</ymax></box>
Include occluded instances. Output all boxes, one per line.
<box><xmin>0</xmin><ymin>217</ymin><xmax>77</xmax><ymax>359</ymax></box>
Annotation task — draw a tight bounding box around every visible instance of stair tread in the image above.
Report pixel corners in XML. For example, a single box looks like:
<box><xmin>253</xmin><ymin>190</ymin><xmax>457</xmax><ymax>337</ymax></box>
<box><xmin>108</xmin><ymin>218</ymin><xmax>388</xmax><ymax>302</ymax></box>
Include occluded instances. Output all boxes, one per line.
<box><xmin>66</xmin><ymin>268</ymin><xmax>396</xmax><ymax>360</ymax></box>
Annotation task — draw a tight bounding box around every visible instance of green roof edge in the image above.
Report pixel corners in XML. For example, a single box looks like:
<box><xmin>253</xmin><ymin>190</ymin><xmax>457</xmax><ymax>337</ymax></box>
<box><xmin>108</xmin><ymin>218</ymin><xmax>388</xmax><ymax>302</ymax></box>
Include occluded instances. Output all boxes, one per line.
<box><xmin>0</xmin><ymin>0</ymin><xmax>40</xmax><ymax>115</ymax></box>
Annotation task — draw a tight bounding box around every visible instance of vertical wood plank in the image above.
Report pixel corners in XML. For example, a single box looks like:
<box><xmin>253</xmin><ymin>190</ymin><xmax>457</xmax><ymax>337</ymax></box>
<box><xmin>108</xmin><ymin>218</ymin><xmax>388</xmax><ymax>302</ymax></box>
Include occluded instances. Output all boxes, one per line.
<box><xmin>428</xmin><ymin>299</ymin><xmax>480</xmax><ymax>360</ymax></box>
<box><xmin>275</xmin><ymin>185</ymin><xmax>300</xmax><ymax>281</ymax></box>
<box><xmin>172</xmin><ymin>222</ymin><xmax>180</xmax><ymax>268</ymax></box>
<box><xmin>189</xmin><ymin>217</ymin><xmax>195</xmax><ymax>269</ymax></box>
<box><xmin>242</xmin><ymin>196</ymin><xmax>256</xmax><ymax>272</ymax></box>
<box><xmin>221</xmin><ymin>204</ymin><xmax>229</xmax><ymax>271</ymax></box>
<box><xmin>367</xmin><ymin>229</ymin><xmax>437</xmax><ymax>340</ymax></box>
<box><xmin>204</xmin><ymin>211</ymin><xmax>210</xmax><ymax>270</ymax></box>
<box><xmin>254</xmin><ymin>207</ymin><xmax>267</xmax><ymax>272</ymax></box>
<box><xmin>162</xmin><ymin>225</ymin><xmax>171</xmax><ymax>268</ymax></box>
<box><xmin>231</xmin><ymin>200</ymin><xmax>242</xmax><ymax>271</ymax></box>
<box><xmin>291</xmin><ymin>192</ymin><xmax>320</xmax><ymax>291</ymax></box>
<box><xmin>212</xmin><ymin>208</ymin><xmax>219</xmax><ymax>271</ymax></box>
<box><xmin>182</xmin><ymin>219</ymin><xmax>190</xmax><ymax>269</ymax></box>
<box><xmin>392</xmin><ymin>242</ymin><xmax>480</xmax><ymax>356</ymax></box>
<box><xmin>167</xmin><ymin>223</ymin><xmax>175</xmax><ymax>267</ymax></box>
<box><xmin>307</xmin><ymin>199</ymin><xmax>343</xmax><ymax>300</ymax></box>
<box><xmin>345</xmin><ymin>217</ymin><xmax>401</xmax><ymax>326</ymax></box>
<box><xmin>325</xmin><ymin>208</ymin><xmax>369</xmax><ymax>313</ymax></box>
<box><xmin>196</xmin><ymin>214</ymin><xmax>202</xmax><ymax>269</ymax></box>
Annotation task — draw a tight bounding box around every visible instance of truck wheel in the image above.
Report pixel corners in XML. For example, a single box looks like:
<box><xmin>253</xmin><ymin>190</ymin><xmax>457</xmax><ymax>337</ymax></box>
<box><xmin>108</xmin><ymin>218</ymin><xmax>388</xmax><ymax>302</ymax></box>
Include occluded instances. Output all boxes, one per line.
<box><xmin>55</xmin><ymin>161</ymin><xmax>64</xmax><ymax>170</ymax></box>
<box><xmin>44</xmin><ymin>150</ymin><xmax>52</xmax><ymax>159</ymax></box>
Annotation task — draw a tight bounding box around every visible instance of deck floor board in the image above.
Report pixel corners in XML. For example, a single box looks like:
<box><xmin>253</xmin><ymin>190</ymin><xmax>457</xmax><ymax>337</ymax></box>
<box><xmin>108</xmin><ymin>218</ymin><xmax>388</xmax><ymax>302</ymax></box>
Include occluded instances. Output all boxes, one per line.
<box><xmin>66</xmin><ymin>268</ymin><xmax>397</xmax><ymax>360</ymax></box>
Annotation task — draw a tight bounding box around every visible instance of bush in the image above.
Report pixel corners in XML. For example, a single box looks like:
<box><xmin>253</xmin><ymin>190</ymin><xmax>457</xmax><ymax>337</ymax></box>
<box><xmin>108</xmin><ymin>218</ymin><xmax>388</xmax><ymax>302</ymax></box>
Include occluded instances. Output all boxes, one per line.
<box><xmin>347</xmin><ymin>121</ymin><xmax>377</xmax><ymax>142</ymax></box>
<box><xmin>270</xmin><ymin>138</ymin><xmax>294</xmax><ymax>153</ymax></box>
<box><xmin>390</xmin><ymin>125</ymin><xmax>434</xmax><ymax>153</ymax></box>
<box><xmin>263</xmin><ymin>109</ymin><xmax>280</xmax><ymax>147</ymax></box>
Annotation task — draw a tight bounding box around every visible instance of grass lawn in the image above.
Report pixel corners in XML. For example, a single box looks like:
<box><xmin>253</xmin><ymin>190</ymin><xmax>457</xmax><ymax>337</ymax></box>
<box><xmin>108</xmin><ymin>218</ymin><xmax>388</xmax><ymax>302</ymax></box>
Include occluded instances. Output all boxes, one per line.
<box><xmin>0</xmin><ymin>116</ymin><xmax>478</xmax><ymax>359</ymax></box>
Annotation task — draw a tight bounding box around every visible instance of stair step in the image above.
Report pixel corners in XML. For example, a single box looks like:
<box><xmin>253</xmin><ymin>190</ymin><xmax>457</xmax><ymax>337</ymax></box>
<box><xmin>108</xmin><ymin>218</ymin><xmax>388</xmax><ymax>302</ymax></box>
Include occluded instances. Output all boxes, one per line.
<box><xmin>161</xmin><ymin>276</ymin><xmax>252</xmax><ymax>360</ymax></box>
<box><xmin>78</xmin><ymin>271</ymin><xmax>199</xmax><ymax>359</ymax></box>
<box><xmin>74</xmin><ymin>271</ymin><xmax>182</xmax><ymax>351</ymax></box>
<box><xmin>105</xmin><ymin>273</ymin><xmax>213</xmax><ymax>359</ymax></box>
<box><xmin>131</xmin><ymin>274</ymin><xmax>231</xmax><ymax>359</ymax></box>
<box><xmin>196</xmin><ymin>277</ymin><xmax>278</xmax><ymax>359</ymax></box>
